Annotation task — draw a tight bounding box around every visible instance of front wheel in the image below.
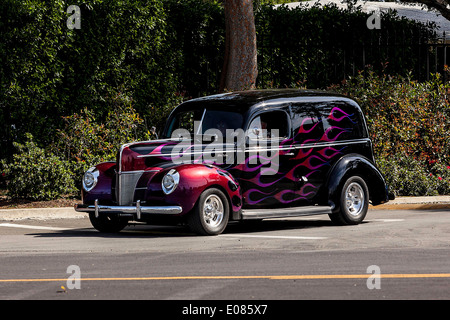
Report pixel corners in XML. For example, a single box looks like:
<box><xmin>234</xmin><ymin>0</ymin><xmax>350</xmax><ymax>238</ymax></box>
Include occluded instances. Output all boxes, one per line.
<box><xmin>89</xmin><ymin>212</ymin><xmax>128</xmax><ymax>233</ymax></box>
<box><xmin>188</xmin><ymin>188</ymin><xmax>230</xmax><ymax>236</ymax></box>
<box><xmin>329</xmin><ymin>176</ymin><xmax>369</xmax><ymax>225</ymax></box>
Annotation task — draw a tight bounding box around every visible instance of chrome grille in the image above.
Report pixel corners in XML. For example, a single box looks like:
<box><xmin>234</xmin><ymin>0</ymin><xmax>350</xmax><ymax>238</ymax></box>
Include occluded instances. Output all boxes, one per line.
<box><xmin>116</xmin><ymin>171</ymin><xmax>144</xmax><ymax>206</ymax></box>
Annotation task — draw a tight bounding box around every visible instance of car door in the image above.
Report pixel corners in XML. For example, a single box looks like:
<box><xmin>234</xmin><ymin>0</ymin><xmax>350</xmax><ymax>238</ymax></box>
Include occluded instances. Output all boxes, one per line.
<box><xmin>288</xmin><ymin>102</ymin><xmax>327</xmax><ymax>205</ymax></box>
<box><xmin>238</xmin><ymin>107</ymin><xmax>295</xmax><ymax>208</ymax></box>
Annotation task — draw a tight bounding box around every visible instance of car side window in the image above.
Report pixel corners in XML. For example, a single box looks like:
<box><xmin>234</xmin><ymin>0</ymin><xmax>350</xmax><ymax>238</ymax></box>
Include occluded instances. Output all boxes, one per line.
<box><xmin>291</xmin><ymin>102</ymin><xmax>366</xmax><ymax>144</ymax></box>
<box><xmin>248</xmin><ymin>110</ymin><xmax>289</xmax><ymax>141</ymax></box>
<box><xmin>318</xmin><ymin>102</ymin><xmax>364</xmax><ymax>141</ymax></box>
<box><xmin>290</xmin><ymin>104</ymin><xmax>323</xmax><ymax>144</ymax></box>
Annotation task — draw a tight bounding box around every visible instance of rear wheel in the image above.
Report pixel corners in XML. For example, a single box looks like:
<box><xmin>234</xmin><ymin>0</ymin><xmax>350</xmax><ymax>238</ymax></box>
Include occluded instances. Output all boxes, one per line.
<box><xmin>188</xmin><ymin>188</ymin><xmax>230</xmax><ymax>236</ymax></box>
<box><xmin>89</xmin><ymin>212</ymin><xmax>128</xmax><ymax>233</ymax></box>
<box><xmin>329</xmin><ymin>176</ymin><xmax>369</xmax><ymax>225</ymax></box>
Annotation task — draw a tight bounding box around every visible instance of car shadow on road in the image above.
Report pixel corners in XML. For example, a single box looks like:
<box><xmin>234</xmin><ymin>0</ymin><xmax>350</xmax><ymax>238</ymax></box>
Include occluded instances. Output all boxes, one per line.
<box><xmin>224</xmin><ymin>218</ymin><xmax>336</xmax><ymax>234</ymax></box>
<box><xmin>28</xmin><ymin>217</ymin><xmax>339</xmax><ymax>239</ymax></box>
<box><xmin>28</xmin><ymin>224</ymin><xmax>193</xmax><ymax>239</ymax></box>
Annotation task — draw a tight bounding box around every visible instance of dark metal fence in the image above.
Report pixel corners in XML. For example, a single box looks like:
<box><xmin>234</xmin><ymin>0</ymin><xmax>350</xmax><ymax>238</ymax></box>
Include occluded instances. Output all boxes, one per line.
<box><xmin>256</xmin><ymin>32</ymin><xmax>449</xmax><ymax>89</ymax></box>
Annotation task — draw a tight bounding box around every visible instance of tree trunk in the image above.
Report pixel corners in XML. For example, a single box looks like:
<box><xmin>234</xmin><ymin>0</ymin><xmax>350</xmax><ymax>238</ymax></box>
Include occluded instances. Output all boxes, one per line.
<box><xmin>219</xmin><ymin>0</ymin><xmax>258</xmax><ymax>92</ymax></box>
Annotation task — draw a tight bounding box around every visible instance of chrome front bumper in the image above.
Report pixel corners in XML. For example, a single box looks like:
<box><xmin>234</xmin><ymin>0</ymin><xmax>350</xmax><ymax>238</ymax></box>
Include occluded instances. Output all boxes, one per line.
<box><xmin>75</xmin><ymin>199</ymin><xmax>183</xmax><ymax>219</ymax></box>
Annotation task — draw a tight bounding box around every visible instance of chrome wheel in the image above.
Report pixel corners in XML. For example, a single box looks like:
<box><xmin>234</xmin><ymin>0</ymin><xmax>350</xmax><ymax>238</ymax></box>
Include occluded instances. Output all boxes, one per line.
<box><xmin>188</xmin><ymin>188</ymin><xmax>230</xmax><ymax>236</ymax></box>
<box><xmin>203</xmin><ymin>194</ymin><xmax>224</xmax><ymax>228</ymax></box>
<box><xmin>345</xmin><ymin>182</ymin><xmax>365</xmax><ymax>217</ymax></box>
<box><xmin>329</xmin><ymin>176</ymin><xmax>369</xmax><ymax>225</ymax></box>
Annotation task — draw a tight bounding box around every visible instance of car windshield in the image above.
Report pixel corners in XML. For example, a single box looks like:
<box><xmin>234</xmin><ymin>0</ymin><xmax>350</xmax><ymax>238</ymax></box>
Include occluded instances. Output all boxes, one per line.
<box><xmin>164</xmin><ymin>108</ymin><xmax>244</xmax><ymax>140</ymax></box>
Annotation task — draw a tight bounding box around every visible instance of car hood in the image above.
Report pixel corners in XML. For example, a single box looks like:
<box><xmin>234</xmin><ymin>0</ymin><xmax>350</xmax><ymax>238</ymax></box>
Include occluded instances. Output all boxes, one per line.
<box><xmin>118</xmin><ymin>139</ymin><xmax>235</xmax><ymax>172</ymax></box>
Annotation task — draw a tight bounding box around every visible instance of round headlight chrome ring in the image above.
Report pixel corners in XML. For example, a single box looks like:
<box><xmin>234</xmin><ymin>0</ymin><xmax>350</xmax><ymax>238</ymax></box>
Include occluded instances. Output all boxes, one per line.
<box><xmin>162</xmin><ymin>169</ymin><xmax>180</xmax><ymax>195</ymax></box>
<box><xmin>83</xmin><ymin>167</ymin><xmax>99</xmax><ymax>192</ymax></box>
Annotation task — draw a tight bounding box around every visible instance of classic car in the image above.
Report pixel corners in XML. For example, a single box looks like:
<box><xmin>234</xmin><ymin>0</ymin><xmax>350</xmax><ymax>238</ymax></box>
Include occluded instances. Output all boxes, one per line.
<box><xmin>75</xmin><ymin>89</ymin><xmax>392</xmax><ymax>235</ymax></box>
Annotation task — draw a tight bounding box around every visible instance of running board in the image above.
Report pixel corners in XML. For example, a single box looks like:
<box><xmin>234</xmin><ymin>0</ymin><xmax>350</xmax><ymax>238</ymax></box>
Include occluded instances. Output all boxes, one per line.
<box><xmin>241</xmin><ymin>205</ymin><xmax>333</xmax><ymax>220</ymax></box>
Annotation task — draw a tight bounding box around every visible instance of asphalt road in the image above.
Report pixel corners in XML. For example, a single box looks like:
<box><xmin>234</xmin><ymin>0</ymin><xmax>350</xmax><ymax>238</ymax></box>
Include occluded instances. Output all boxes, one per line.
<box><xmin>0</xmin><ymin>208</ymin><xmax>449</xmax><ymax>307</ymax></box>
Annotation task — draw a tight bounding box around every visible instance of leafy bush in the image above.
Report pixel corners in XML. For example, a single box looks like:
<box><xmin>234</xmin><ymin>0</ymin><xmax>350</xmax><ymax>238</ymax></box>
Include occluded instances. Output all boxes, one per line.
<box><xmin>431</xmin><ymin>161</ymin><xmax>450</xmax><ymax>195</ymax></box>
<box><xmin>377</xmin><ymin>155</ymin><xmax>450</xmax><ymax>197</ymax></box>
<box><xmin>1</xmin><ymin>93</ymin><xmax>170</xmax><ymax>199</ymax></box>
<box><xmin>330</xmin><ymin>69</ymin><xmax>450</xmax><ymax>164</ymax></box>
<box><xmin>1</xmin><ymin>134</ymin><xmax>76</xmax><ymax>200</ymax></box>
<box><xmin>54</xmin><ymin>93</ymin><xmax>159</xmax><ymax>188</ymax></box>
<box><xmin>56</xmin><ymin>94</ymin><xmax>153</xmax><ymax>163</ymax></box>
<box><xmin>329</xmin><ymin>69</ymin><xmax>450</xmax><ymax>196</ymax></box>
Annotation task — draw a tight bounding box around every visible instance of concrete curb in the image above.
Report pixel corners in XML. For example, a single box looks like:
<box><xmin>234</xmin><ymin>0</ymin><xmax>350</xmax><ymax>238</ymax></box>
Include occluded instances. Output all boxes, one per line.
<box><xmin>370</xmin><ymin>196</ymin><xmax>450</xmax><ymax>210</ymax></box>
<box><xmin>0</xmin><ymin>196</ymin><xmax>449</xmax><ymax>220</ymax></box>
<box><xmin>0</xmin><ymin>207</ymin><xmax>88</xmax><ymax>221</ymax></box>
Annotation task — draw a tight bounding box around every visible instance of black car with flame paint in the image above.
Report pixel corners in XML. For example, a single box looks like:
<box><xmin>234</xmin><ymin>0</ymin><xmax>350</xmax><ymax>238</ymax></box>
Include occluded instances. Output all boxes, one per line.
<box><xmin>75</xmin><ymin>89</ymin><xmax>393</xmax><ymax>235</ymax></box>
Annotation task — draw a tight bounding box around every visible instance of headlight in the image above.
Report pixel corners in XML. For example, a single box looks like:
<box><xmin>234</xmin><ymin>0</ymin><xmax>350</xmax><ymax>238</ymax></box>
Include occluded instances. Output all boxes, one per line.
<box><xmin>83</xmin><ymin>167</ymin><xmax>99</xmax><ymax>192</ymax></box>
<box><xmin>162</xmin><ymin>169</ymin><xmax>180</xmax><ymax>195</ymax></box>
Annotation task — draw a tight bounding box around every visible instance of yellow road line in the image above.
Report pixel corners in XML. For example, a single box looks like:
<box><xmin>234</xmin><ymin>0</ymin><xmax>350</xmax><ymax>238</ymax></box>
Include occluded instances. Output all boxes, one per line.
<box><xmin>1</xmin><ymin>273</ymin><xmax>450</xmax><ymax>283</ymax></box>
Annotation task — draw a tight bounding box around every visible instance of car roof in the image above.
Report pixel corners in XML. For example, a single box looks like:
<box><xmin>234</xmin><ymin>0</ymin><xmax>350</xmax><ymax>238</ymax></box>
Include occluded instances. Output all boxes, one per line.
<box><xmin>179</xmin><ymin>89</ymin><xmax>356</xmax><ymax>113</ymax></box>
<box><xmin>163</xmin><ymin>89</ymin><xmax>362</xmax><ymax>138</ymax></box>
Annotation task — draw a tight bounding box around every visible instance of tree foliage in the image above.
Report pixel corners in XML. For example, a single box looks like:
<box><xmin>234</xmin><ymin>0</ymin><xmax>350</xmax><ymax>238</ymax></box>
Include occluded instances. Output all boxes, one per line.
<box><xmin>0</xmin><ymin>0</ymin><xmax>174</xmax><ymax>159</ymax></box>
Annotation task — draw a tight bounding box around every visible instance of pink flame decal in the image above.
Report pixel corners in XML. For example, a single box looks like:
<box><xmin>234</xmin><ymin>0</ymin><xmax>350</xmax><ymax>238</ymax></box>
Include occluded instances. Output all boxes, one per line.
<box><xmin>274</xmin><ymin>183</ymin><xmax>317</xmax><ymax>203</ymax></box>
<box><xmin>293</xmin><ymin>146</ymin><xmax>314</xmax><ymax>160</ymax></box>
<box><xmin>244</xmin><ymin>183</ymin><xmax>318</xmax><ymax>205</ymax></box>
<box><xmin>149</xmin><ymin>143</ymin><xmax>170</xmax><ymax>155</ymax></box>
<box><xmin>298</xmin><ymin>117</ymin><xmax>321</xmax><ymax>134</ymax></box>
<box><xmin>328</xmin><ymin>107</ymin><xmax>356</xmax><ymax>123</ymax></box>
<box><xmin>317</xmin><ymin>146</ymin><xmax>344</xmax><ymax>159</ymax></box>
<box><xmin>319</xmin><ymin>126</ymin><xmax>349</xmax><ymax>142</ymax></box>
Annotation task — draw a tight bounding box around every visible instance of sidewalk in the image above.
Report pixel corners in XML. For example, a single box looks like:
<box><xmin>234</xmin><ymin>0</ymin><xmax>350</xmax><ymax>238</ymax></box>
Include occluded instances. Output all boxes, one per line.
<box><xmin>0</xmin><ymin>196</ymin><xmax>449</xmax><ymax>221</ymax></box>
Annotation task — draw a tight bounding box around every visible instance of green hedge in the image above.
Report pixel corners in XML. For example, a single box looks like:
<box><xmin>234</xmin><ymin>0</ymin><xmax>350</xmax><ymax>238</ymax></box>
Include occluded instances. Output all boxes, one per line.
<box><xmin>3</xmin><ymin>71</ymin><xmax>448</xmax><ymax>200</ymax></box>
<box><xmin>330</xmin><ymin>70</ymin><xmax>450</xmax><ymax>196</ymax></box>
<box><xmin>0</xmin><ymin>0</ymin><xmax>178</xmax><ymax>160</ymax></box>
<box><xmin>0</xmin><ymin>1</ymin><xmax>446</xmax><ymax>199</ymax></box>
<box><xmin>255</xmin><ymin>2</ymin><xmax>437</xmax><ymax>89</ymax></box>
<box><xmin>1</xmin><ymin>0</ymin><xmax>436</xmax><ymax>160</ymax></box>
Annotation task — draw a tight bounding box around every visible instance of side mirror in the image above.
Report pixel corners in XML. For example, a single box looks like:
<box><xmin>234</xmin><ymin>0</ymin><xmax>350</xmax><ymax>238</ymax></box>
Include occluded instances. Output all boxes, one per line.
<box><xmin>150</xmin><ymin>126</ymin><xmax>159</xmax><ymax>139</ymax></box>
<box><xmin>252</xmin><ymin>127</ymin><xmax>260</xmax><ymax>137</ymax></box>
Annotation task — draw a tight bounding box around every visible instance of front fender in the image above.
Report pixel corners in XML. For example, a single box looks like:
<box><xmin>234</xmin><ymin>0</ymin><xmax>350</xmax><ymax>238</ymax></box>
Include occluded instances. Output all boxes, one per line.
<box><xmin>81</xmin><ymin>162</ymin><xmax>116</xmax><ymax>205</ymax></box>
<box><xmin>146</xmin><ymin>164</ymin><xmax>242</xmax><ymax>216</ymax></box>
<box><xmin>325</xmin><ymin>154</ymin><xmax>389</xmax><ymax>207</ymax></box>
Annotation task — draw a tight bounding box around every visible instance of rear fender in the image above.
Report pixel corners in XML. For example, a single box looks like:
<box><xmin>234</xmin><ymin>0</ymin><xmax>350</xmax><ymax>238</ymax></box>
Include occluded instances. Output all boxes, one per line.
<box><xmin>325</xmin><ymin>154</ymin><xmax>389</xmax><ymax>209</ymax></box>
